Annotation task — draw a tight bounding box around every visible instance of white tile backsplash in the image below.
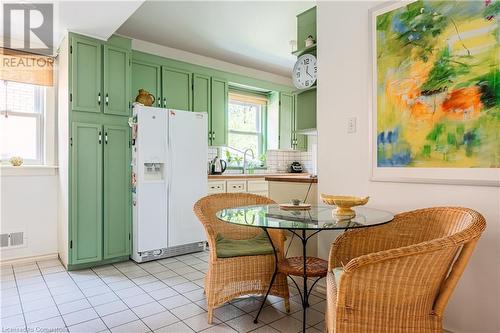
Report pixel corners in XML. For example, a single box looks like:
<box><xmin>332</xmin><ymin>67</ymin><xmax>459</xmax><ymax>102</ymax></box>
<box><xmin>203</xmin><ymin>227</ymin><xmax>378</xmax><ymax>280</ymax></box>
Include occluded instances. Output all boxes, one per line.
<box><xmin>208</xmin><ymin>146</ymin><xmax>315</xmax><ymax>174</ymax></box>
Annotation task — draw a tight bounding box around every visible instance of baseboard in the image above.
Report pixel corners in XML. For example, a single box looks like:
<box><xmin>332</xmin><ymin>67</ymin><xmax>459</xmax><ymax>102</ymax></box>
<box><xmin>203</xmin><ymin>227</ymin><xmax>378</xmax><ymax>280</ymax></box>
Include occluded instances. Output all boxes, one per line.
<box><xmin>0</xmin><ymin>253</ymin><xmax>59</xmax><ymax>266</ymax></box>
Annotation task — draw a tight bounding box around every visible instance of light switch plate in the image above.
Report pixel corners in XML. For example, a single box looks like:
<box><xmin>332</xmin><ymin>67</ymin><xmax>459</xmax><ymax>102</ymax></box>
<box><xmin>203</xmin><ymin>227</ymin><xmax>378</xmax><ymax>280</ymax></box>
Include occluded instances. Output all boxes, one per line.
<box><xmin>347</xmin><ymin>117</ymin><xmax>357</xmax><ymax>133</ymax></box>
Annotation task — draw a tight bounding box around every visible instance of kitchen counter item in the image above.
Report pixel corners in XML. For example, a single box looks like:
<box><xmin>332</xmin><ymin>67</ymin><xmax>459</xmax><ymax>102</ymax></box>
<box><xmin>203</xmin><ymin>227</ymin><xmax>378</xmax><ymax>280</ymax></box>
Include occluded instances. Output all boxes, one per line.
<box><xmin>209</xmin><ymin>156</ymin><xmax>227</xmax><ymax>175</ymax></box>
<box><xmin>290</xmin><ymin>161</ymin><xmax>303</xmax><ymax>173</ymax></box>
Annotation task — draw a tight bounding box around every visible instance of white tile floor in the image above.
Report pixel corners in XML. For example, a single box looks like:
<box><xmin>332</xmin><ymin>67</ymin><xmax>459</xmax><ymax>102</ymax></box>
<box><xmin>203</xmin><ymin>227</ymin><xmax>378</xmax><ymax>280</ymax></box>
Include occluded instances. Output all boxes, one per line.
<box><xmin>0</xmin><ymin>251</ymin><xmax>326</xmax><ymax>333</ymax></box>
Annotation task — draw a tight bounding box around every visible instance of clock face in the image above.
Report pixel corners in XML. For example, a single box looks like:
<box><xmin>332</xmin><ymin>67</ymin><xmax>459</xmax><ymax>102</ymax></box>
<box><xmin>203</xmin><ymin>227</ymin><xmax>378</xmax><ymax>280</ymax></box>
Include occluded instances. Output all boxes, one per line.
<box><xmin>293</xmin><ymin>54</ymin><xmax>317</xmax><ymax>89</ymax></box>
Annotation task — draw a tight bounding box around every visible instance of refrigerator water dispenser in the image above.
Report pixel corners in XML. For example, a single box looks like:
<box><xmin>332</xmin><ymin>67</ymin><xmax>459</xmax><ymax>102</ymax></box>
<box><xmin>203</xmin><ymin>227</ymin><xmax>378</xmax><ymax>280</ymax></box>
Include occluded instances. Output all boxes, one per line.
<box><xmin>144</xmin><ymin>163</ymin><xmax>164</xmax><ymax>181</ymax></box>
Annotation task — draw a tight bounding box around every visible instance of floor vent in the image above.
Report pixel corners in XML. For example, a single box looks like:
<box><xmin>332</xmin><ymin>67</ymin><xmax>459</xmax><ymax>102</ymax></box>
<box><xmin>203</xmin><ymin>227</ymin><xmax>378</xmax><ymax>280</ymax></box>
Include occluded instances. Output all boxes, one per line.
<box><xmin>0</xmin><ymin>232</ymin><xmax>25</xmax><ymax>248</ymax></box>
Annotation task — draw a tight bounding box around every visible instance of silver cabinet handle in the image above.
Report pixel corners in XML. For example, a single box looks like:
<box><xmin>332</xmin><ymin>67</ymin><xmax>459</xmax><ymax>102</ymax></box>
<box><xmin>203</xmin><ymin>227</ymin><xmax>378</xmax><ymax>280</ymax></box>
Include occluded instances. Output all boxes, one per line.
<box><xmin>163</xmin><ymin>98</ymin><xmax>166</xmax><ymax>108</ymax></box>
<box><xmin>212</xmin><ymin>132</ymin><xmax>216</xmax><ymax>139</ymax></box>
<box><xmin>158</xmin><ymin>99</ymin><xmax>161</xmax><ymax>107</ymax></box>
<box><xmin>105</xmin><ymin>132</ymin><xmax>108</xmax><ymax>144</ymax></box>
<box><xmin>98</xmin><ymin>131</ymin><xmax>102</xmax><ymax>144</ymax></box>
<box><xmin>105</xmin><ymin>94</ymin><xmax>109</xmax><ymax>106</ymax></box>
<box><xmin>98</xmin><ymin>93</ymin><xmax>101</xmax><ymax>105</ymax></box>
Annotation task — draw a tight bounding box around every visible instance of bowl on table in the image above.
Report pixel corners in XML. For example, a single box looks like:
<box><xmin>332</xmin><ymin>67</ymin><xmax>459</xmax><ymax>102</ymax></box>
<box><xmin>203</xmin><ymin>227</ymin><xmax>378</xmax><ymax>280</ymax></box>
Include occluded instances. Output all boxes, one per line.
<box><xmin>320</xmin><ymin>194</ymin><xmax>369</xmax><ymax>219</ymax></box>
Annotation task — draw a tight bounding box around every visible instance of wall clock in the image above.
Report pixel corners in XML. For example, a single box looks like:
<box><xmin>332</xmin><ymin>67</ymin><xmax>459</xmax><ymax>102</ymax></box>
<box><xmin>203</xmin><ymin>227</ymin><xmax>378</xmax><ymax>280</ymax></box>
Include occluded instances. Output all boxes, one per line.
<box><xmin>293</xmin><ymin>54</ymin><xmax>317</xmax><ymax>89</ymax></box>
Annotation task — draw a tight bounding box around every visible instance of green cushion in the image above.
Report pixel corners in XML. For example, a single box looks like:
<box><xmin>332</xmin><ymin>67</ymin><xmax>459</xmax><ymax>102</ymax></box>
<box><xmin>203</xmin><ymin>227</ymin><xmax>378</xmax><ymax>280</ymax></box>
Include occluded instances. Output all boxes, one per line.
<box><xmin>215</xmin><ymin>232</ymin><xmax>274</xmax><ymax>258</ymax></box>
<box><xmin>332</xmin><ymin>267</ymin><xmax>344</xmax><ymax>286</ymax></box>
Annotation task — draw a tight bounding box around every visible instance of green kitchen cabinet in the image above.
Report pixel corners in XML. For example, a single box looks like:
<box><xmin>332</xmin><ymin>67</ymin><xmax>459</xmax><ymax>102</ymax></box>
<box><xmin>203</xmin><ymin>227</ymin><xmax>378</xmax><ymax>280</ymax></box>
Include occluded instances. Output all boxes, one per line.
<box><xmin>193</xmin><ymin>74</ymin><xmax>211</xmax><ymax>113</ymax></box>
<box><xmin>103</xmin><ymin>125</ymin><xmax>131</xmax><ymax>259</ymax></box>
<box><xmin>131</xmin><ymin>60</ymin><xmax>162</xmax><ymax>108</ymax></box>
<box><xmin>210</xmin><ymin>78</ymin><xmax>228</xmax><ymax>146</ymax></box>
<box><xmin>278</xmin><ymin>92</ymin><xmax>308</xmax><ymax>151</ymax></box>
<box><xmin>296</xmin><ymin>7</ymin><xmax>317</xmax><ymax>51</ymax></box>
<box><xmin>162</xmin><ymin>67</ymin><xmax>192</xmax><ymax>110</ymax></box>
<box><xmin>279</xmin><ymin>93</ymin><xmax>294</xmax><ymax>150</ymax></box>
<box><xmin>70</xmin><ymin>122</ymin><xmax>103</xmax><ymax>264</ymax></box>
<box><xmin>104</xmin><ymin>45</ymin><xmax>130</xmax><ymax>116</ymax></box>
<box><xmin>71</xmin><ymin>33</ymin><xmax>131</xmax><ymax>116</ymax></box>
<box><xmin>71</xmin><ymin>36</ymin><xmax>102</xmax><ymax>113</ymax></box>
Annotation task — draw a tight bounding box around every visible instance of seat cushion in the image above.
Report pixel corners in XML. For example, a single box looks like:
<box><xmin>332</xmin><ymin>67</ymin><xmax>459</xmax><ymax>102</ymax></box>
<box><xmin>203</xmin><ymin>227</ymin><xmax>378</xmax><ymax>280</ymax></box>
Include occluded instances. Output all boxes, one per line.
<box><xmin>215</xmin><ymin>232</ymin><xmax>274</xmax><ymax>258</ymax></box>
<box><xmin>332</xmin><ymin>267</ymin><xmax>344</xmax><ymax>287</ymax></box>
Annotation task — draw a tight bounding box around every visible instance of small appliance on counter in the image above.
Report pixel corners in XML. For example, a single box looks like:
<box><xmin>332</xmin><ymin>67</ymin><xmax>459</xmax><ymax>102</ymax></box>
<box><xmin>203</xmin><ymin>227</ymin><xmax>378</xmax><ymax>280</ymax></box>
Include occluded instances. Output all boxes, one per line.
<box><xmin>209</xmin><ymin>156</ymin><xmax>227</xmax><ymax>175</ymax></box>
<box><xmin>290</xmin><ymin>161</ymin><xmax>303</xmax><ymax>173</ymax></box>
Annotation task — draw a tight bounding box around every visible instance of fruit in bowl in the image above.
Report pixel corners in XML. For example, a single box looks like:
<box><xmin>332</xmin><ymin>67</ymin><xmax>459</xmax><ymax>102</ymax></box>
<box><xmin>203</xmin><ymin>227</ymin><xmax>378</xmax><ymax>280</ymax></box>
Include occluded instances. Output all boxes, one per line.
<box><xmin>320</xmin><ymin>194</ymin><xmax>369</xmax><ymax>218</ymax></box>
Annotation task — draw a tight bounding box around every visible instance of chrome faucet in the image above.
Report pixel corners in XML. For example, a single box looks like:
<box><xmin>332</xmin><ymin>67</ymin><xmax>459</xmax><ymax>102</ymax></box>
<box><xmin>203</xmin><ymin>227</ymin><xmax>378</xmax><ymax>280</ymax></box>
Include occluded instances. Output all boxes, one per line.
<box><xmin>242</xmin><ymin>148</ymin><xmax>255</xmax><ymax>174</ymax></box>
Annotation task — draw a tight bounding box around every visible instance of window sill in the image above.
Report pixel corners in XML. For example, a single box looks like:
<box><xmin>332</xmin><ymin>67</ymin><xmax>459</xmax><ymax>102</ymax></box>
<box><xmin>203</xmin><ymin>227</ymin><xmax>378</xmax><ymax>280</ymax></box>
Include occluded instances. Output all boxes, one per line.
<box><xmin>1</xmin><ymin>165</ymin><xmax>58</xmax><ymax>176</ymax></box>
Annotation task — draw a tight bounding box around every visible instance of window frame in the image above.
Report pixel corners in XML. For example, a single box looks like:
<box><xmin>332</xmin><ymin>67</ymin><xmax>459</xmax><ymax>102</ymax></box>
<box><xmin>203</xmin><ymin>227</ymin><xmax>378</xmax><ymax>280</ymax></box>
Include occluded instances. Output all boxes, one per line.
<box><xmin>0</xmin><ymin>80</ymin><xmax>45</xmax><ymax>165</ymax></box>
<box><xmin>227</xmin><ymin>97</ymin><xmax>267</xmax><ymax>156</ymax></box>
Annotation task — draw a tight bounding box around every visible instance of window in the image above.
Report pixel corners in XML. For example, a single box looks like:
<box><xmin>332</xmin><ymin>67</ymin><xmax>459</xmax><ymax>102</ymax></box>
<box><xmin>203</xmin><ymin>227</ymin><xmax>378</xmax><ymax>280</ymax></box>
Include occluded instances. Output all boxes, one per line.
<box><xmin>227</xmin><ymin>92</ymin><xmax>267</xmax><ymax>158</ymax></box>
<box><xmin>0</xmin><ymin>80</ymin><xmax>45</xmax><ymax>164</ymax></box>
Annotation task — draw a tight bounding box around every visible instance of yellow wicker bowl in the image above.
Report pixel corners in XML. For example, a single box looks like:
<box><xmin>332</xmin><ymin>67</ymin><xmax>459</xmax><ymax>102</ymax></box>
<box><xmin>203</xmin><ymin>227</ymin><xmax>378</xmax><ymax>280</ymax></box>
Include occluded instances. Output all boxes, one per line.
<box><xmin>320</xmin><ymin>194</ymin><xmax>369</xmax><ymax>218</ymax></box>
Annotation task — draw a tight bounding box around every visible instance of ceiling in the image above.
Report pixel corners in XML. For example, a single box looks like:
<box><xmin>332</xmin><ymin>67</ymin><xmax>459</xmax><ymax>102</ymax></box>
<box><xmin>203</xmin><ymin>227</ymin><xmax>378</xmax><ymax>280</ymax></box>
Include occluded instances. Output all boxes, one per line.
<box><xmin>117</xmin><ymin>1</ymin><xmax>315</xmax><ymax>77</ymax></box>
<box><xmin>0</xmin><ymin>1</ymin><xmax>144</xmax><ymax>54</ymax></box>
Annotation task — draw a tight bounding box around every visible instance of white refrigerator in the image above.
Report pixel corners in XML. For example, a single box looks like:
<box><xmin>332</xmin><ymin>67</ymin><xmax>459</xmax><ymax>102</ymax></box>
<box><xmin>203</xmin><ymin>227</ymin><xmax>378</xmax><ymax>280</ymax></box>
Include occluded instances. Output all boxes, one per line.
<box><xmin>131</xmin><ymin>104</ymin><xmax>207</xmax><ymax>263</ymax></box>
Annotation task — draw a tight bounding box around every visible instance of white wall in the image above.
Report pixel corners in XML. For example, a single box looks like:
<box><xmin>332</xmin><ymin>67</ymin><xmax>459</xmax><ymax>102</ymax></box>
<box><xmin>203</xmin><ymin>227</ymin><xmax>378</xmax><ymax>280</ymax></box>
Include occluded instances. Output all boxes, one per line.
<box><xmin>316</xmin><ymin>2</ymin><xmax>500</xmax><ymax>333</ymax></box>
<box><xmin>131</xmin><ymin>38</ymin><xmax>293</xmax><ymax>87</ymax></box>
<box><xmin>0</xmin><ymin>174</ymin><xmax>58</xmax><ymax>261</ymax></box>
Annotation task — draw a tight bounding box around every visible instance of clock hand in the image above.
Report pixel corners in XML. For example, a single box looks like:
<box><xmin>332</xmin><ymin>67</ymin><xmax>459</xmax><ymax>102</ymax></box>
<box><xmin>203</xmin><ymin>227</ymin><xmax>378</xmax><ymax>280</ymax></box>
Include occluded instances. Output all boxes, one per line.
<box><xmin>306</xmin><ymin>67</ymin><xmax>313</xmax><ymax>78</ymax></box>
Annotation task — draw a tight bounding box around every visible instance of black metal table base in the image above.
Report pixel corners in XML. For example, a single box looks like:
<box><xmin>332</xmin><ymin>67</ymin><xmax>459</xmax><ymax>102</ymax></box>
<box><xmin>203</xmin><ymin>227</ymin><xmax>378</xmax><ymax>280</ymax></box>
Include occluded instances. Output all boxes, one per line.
<box><xmin>254</xmin><ymin>228</ymin><xmax>323</xmax><ymax>333</ymax></box>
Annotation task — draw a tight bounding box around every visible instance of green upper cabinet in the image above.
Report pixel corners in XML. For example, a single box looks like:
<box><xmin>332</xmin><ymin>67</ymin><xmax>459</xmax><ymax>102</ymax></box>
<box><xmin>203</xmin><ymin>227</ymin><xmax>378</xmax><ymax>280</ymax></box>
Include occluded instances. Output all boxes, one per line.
<box><xmin>71</xmin><ymin>36</ymin><xmax>102</xmax><ymax>113</ymax></box>
<box><xmin>70</xmin><ymin>33</ymin><xmax>131</xmax><ymax>116</ymax></box>
<box><xmin>210</xmin><ymin>78</ymin><xmax>228</xmax><ymax>146</ymax></box>
<box><xmin>193</xmin><ymin>74</ymin><xmax>211</xmax><ymax>113</ymax></box>
<box><xmin>71</xmin><ymin>122</ymin><xmax>103</xmax><ymax>265</ymax></box>
<box><xmin>279</xmin><ymin>93</ymin><xmax>294</xmax><ymax>150</ymax></box>
<box><xmin>103</xmin><ymin>125</ymin><xmax>131</xmax><ymax>260</ymax></box>
<box><xmin>296</xmin><ymin>7</ymin><xmax>317</xmax><ymax>51</ymax></box>
<box><xmin>131</xmin><ymin>60</ymin><xmax>161</xmax><ymax>108</ymax></box>
<box><xmin>162</xmin><ymin>67</ymin><xmax>192</xmax><ymax>110</ymax></box>
<box><xmin>104</xmin><ymin>45</ymin><xmax>130</xmax><ymax>116</ymax></box>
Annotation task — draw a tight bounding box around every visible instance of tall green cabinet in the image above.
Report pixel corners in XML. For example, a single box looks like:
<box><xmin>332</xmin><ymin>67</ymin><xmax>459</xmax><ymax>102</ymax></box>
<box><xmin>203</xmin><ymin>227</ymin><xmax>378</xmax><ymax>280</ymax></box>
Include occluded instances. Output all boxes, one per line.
<box><xmin>66</xmin><ymin>33</ymin><xmax>132</xmax><ymax>269</ymax></box>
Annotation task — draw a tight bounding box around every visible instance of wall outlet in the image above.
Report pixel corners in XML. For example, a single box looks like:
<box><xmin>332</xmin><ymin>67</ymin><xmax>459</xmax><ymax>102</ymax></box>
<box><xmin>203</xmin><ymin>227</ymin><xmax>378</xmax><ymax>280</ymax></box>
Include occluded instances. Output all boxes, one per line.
<box><xmin>347</xmin><ymin>117</ymin><xmax>357</xmax><ymax>133</ymax></box>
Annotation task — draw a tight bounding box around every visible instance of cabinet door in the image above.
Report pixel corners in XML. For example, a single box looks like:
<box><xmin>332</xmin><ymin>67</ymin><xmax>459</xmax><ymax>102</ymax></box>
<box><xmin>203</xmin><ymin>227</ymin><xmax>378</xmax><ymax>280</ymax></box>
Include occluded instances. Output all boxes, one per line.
<box><xmin>104</xmin><ymin>45</ymin><xmax>130</xmax><ymax>116</ymax></box>
<box><xmin>294</xmin><ymin>94</ymin><xmax>308</xmax><ymax>151</ymax></box>
<box><xmin>71</xmin><ymin>36</ymin><xmax>102</xmax><ymax>113</ymax></box>
<box><xmin>71</xmin><ymin>122</ymin><xmax>103</xmax><ymax>265</ymax></box>
<box><xmin>279</xmin><ymin>93</ymin><xmax>294</xmax><ymax>150</ymax></box>
<box><xmin>162</xmin><ymin>67</ymin><xmax>192</xmax><ymax>110</ymax></box>
<box><xmin>103</xmin><ymin>125</ymin><xmax>131</xmax><ymax>259</ymax></box>
<box><xmin>211</xmin><ymin>78</ymin><xmax>228</xmax><ymax>146</ymax></box>
<box><xmin>131</xmin><ymin>60</ymin><xmax>162</xmax><ymax>107</ymax></box>
<box><xmin>193</xmin><ymin>74</ymin><xmax>210</xmax><ymax>113</ymax></box>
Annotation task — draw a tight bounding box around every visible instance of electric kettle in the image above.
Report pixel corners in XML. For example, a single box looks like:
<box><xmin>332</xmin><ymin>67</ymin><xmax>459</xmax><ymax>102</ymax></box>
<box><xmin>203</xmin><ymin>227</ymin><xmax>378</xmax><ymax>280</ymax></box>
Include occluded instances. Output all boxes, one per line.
<box><xmin>209</xmin><ymin>156</ymin><xmax>227</xmax><ymax>175</ymax></box>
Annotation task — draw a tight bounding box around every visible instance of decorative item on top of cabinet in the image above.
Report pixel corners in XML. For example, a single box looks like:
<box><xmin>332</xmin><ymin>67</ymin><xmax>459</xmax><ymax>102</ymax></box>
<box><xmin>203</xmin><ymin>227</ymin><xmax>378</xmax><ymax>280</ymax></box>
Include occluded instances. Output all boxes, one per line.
<box><xmin>135</xmin><ymin>89</ymin><xmax>155</xmax><ymax>106</ymax></box>
<box><xmin>305</xmin><ymin>35</ymin><xmax>316</xmax><ymax>48</ymax></box>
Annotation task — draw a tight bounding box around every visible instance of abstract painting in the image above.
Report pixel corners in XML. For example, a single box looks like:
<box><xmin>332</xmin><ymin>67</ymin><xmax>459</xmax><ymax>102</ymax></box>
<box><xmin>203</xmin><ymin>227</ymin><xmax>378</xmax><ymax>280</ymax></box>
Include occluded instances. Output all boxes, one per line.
<box><xmin>375</xmin><ymin>0</ymin><xmax>499</xmax><ymax>169</ymax></box>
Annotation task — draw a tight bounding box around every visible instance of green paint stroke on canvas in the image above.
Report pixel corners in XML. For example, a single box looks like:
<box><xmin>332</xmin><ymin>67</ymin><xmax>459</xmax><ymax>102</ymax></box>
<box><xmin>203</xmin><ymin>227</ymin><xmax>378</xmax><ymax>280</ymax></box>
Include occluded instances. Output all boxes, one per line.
<box><xmin>376</xmin><ymin>0</ymin><xmax>499</xmax><ymax>168</ymax></box>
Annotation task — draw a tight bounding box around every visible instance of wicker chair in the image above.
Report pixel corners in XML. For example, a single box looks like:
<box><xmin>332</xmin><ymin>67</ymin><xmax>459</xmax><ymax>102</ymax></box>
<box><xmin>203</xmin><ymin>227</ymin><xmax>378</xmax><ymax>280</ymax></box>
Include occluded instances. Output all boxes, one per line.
<box><xmin>193</xmin><ymin>193</ymin><xmax>290</xmax><ymax>324</ymax></box>
<box><xmin>325</xmin><ymin>207</ymin><xmax>486</xmax><ymax>333</ymax></box>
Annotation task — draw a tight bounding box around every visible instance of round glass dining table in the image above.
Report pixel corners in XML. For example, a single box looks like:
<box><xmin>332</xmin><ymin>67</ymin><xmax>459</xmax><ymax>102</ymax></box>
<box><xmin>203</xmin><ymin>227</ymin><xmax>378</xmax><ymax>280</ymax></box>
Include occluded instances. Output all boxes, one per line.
<box><xmin>216</xmin><ymin>204</ymin><xmax>394</xmax><ymax>332</ymax></box>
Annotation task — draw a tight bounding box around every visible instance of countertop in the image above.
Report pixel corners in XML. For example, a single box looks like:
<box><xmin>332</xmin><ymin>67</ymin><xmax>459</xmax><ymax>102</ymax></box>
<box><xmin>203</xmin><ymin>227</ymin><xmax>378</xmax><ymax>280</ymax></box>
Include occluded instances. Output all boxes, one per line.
<box><xmin>208</xmin><ymin>173</ymin><xmax>318</xmax><ymax>183</ymax></box>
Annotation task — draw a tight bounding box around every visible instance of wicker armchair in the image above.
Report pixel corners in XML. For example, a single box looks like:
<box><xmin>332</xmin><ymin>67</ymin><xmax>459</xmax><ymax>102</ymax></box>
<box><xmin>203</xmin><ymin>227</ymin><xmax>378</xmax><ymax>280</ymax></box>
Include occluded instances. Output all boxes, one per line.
<box><xmin>193</xmin><ymin>193</ymin><xmax>290</xmax><ymax>323</ymax></box>
<box><xmin>325</xmin><ymin>207</ymin><xmax>486</xmax><ymax>333</ymax></box>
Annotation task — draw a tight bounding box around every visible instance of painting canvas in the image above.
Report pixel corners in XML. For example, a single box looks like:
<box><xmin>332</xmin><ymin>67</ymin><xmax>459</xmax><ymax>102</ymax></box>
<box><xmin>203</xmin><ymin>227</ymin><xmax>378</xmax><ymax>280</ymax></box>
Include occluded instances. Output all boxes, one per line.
<box><xmin>375</xmin><ymin>0</ymin><xmax>499</xmax><ymax>169</ymax></box>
